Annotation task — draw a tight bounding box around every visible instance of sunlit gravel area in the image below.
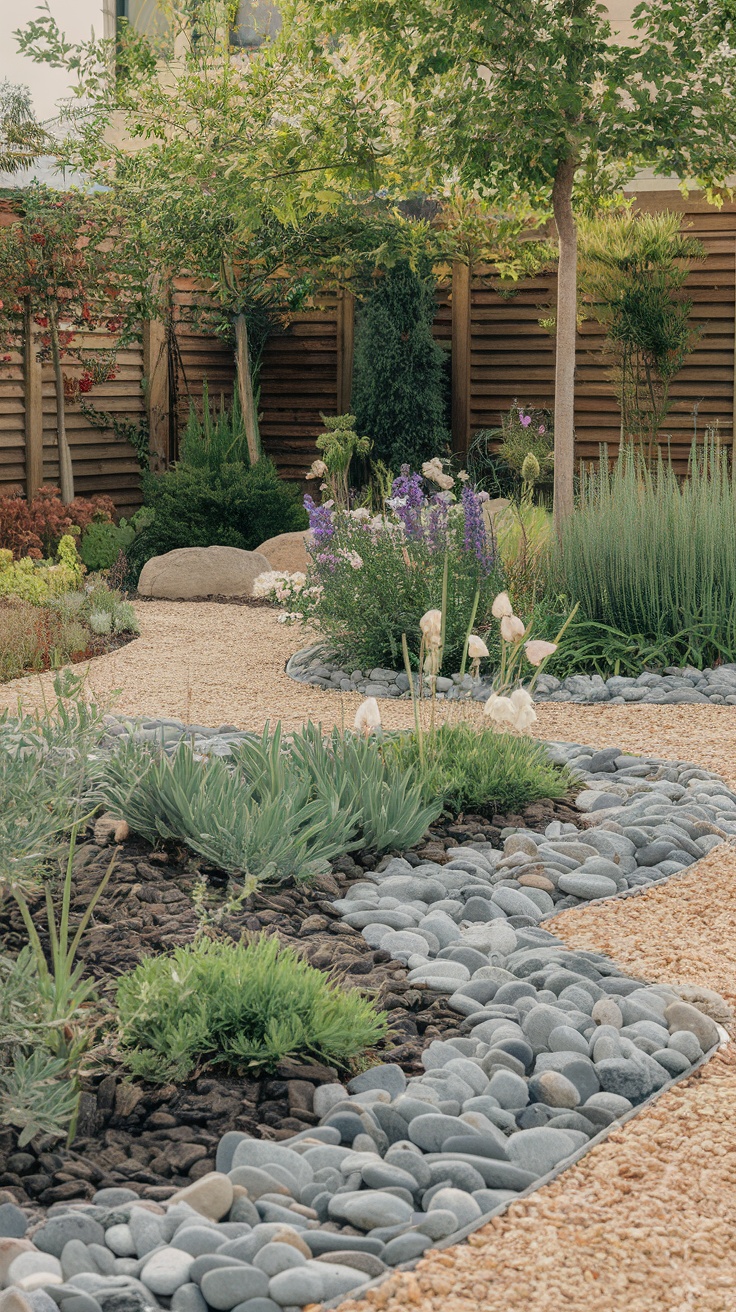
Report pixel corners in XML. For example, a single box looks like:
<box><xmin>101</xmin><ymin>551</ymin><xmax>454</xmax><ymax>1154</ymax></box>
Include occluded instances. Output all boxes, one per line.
<box><xmin>3</xmin><ymin>599</ymin><xmax>736</xmax><ymax>1312</ymax></box>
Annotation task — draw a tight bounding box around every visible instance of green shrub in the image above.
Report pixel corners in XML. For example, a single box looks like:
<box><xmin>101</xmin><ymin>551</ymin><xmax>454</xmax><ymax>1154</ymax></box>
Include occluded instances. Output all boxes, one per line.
<box><xmin>126</xmin><ymin>460</ymin><xmax>307</xmax><ymax>582</ymax></box>
<box><xmin>352</xmin><ymin>259</ymin><xmax>450</xmax><ymax>469</ymax></box>
<box><xmin>116</xmin><ymin>934</ymin><xmax>388</xmax><ymax>1083</ymax></box>
<box><xmin>79</xmin><ymin>518</ymin><xmax>136</xmax><ymax>571</ymax></box>
<box><xmin>555</xmin><ymin>443</ymin><xmax>736</xmax><ymax>670</ymax></box>
<box><xmin>385</xmin><ymin>723</ymin><xmax>572</xmax><ymax>816</ymax></box>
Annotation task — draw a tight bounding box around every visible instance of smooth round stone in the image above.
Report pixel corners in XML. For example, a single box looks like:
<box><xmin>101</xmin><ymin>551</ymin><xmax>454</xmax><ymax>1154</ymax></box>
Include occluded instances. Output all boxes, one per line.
<box><xmin>528</xmin><ymin>1071</ymin><xmax>580</xmax><ymax>1108</ymax></box>
<box><xmin>407</xmin><ymin>1114</ymin><xmax>476</xmax><ymax>1153</ymax></box>
<box><xmin>382</xmin><ymin>1150</ymin><xmax>431</xmax><ymax>1190</ymax></box>
<box><xmin>493</xmin><ymin>982</ymin><xmax>537</xmax><ymax>1006</ymax></box>
<box><xmin>595</xmin><ymin>1056</ymin><xmax>668</xmax><ymax>1101</ymax></box>
<box><xmin>55</xmin><ymin>1292</ymin><xmax>104</xmax><ymax>1312</ymax></box>
<box><xmin>322</xmin><ymin>1111</ymin><xmax>365</xmax><ymax>1143</ymax></box>
<box><xmin>491</xmin><ymin>889</ymin><xmax>544</xmax><ymax>922</ymax></box>
<box><xmin>327</xmin><ymin>1192</ymin><xmax>412</xmax><ymax>1231</ymax></box>
<box><xmin>189</xmin><ymin>1254</ymin><xmax>248</xmax><ymax>1284</ymax></box>
<box><xmin>591</xmin><ymin>998</ymin><xmax>624</xmax><ymax>1028</ymax></box>
<box><xmin>0</xmin><ymin>1204</ymin><xmax>28</xmax><ymax>1239</ymax></box>
<box><xmin>141</xmin><ymin>1248</ymin><xmax>194</xmax><ymax>1295</ymax></box>
<box><xmin>441</xmin><ymin>1135</ymin><xmax>509</xmax><ymax>1162</ymax></box>
<box><xmin>557</xmin><ymin>873</ymin><xmax>618</xmax><ymax>900</ymax></box>
<box><xmin>425</xmin><ymin>1163</ymin><xmax>486</xmax><ymax>1194</ymax></box>
<box><xmin>226</xmin><ymin>1169</ymin><xmax>292</xmax><ymax>1204</ymax></box>
<box><xmin>229</xmin><ymin>1302</ymin><xmax>281</xmax><ymax>1312</ymax></box>
<box><xmin>128</xmin><ymin>1210</ymin><xmax>164</xmax><ymax>1257</ymax></box>
<box><xmin>582</xmin><ymin>1092</ymin><xmax>633</xmax><ymax>1126</ymax></box>
<box><xmin>103</xmin><ymin>1227</ymin><xmax>136</xmax><ymax>1259</ymax></box>
<box><xmin>547</xmin><ymin>1026</ymin><xmax>590</xmax><ymax>1056</ymax></box>
<box><xmin>171</xmin><ymin>1284</ymin><xmax>208</xmax><ymax>1312</ymax></box>
<box><xmin>34</xmin><ymin>1219</ymin><xmax>106</xmax><ymax>1260</ymax></box>
<box><xmin>414</xmin><ymin>1210</ymin><xmax>459</xmax><ymax>1241</ymax></box>
<box><xmin>522</xmin><ymin>1005</ymin><xmax>575</xmax><ymax>1050</ymax></box>
<box><xmin>381</xmin><ymin>1233</ymin><xmax>432</xmax><ymax>1265</ymax></box>
<box><xmin>533</xmin><ymin>1053</ymin><xmax>600</xmax><ymax>1103</ymax></box>
<box><xmin>200</xmin><ymin>1266</ymin><xmax>270</xmax><ymax>1310</ymax></box>
<box><xmin>9</xmin><ymin>1255</ymin><xmax>63</xmax><ymax>1283</ymax></box>
<box><xmin>348</xmin><ymin>1064</ymin><xmax>406</xmax><ymax>1098</ymax></box>
<box><xmin>229</xmin><ymin>1145</ymin><xmax>312</xmax><ymax>1191</ymax></box>
<box><xmin>360</xmin><ymin>1163</ymin><xmax>420</xmax><ymax>1194</ymax></box>
<box><xmin>427</xmin><ymin>1187</ymin><xmax>482</xmax><ymax>1229</ymax></box>
<box><xmin>171</xmin><ymin>1227</ymin><xmax>226</xmax><ymax>1259</ymax></box>
<box><xmin>668</xmin><ymin>1030</ymin><xmax>703</xmax><ymax>1062</ymax></box>
<box><xmin>303</xmin><ymin>1234</ymin><xmax>385</xmax><ymax>1258</ymax></box>
<box><xmin>442</xmin><ymin>1058</ymin><xmax>488</xmax><ymax>1096</ymax></box>
<box><xmin>59</xmin><ymin>1243</ymin><xmax>99</xmax><ymax>1282</ymax></box>
<box><xmin>312</xmin><ymin>1252</ymin><xmax>385</xmax><ymax>1278</ymax></box>
<box><xmin>252</xmin><ymin>1245</ymin><xmax>305</xmax><ymax>1277</ymax></box>
<box><xmin>505</xmin><ymin>1127</ymin><xmax>579</xmax><ymax>1176</ymax></box>
<box><xmin>592</xmin><ymin>1035</ymin><xmax>622</xmax><ymax>1062</ymax></box>
<box><xmin>168</xmin><ymin>1175</ymin><xmax>234</xmax><ymax>1222</ymax></box>
<box><xmin>486</xmin><ymin>1071</ymin><xmax>529</xmax><ymax>1111</ymax></box>
<box><xmin>274</xmin><ymin>1261</ymin><xmax>364</xmax><ymax>1302</ymax></box>
<box><xmin>652</xmin><ymin>1048</ymin><xmax>691</xmax><ymax>1076</ymax></box>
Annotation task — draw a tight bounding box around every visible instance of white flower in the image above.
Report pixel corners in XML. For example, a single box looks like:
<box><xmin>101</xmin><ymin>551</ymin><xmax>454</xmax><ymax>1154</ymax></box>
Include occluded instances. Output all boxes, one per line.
<box><xmin>467</xmin><ymin>635</ymin><xmax>489</xmax><ymax>659</ymax></box>
<box><xmin>457</xmin><ymin>469</ymin><xmax>470</xmax><ymax>483</ymax></box>
<box><xmin>484</xmin><ymin>692</ymin><xmax>517</xmax><ymax>727</ymax></box>
<box><xmin>509</xmin><ymin>687</ymin><xmax>537</xmax><ymax>731</ymax></box>
<box><xmin>524</xmin><ymin>639</ymin><xmax>557</xmax><ymax>666</ymax></box>
<box><xmin>350</xmin><ymin>507</ymin><xmax>371</xmax><ymax>521</ymax></box>
<box><xmin>387</xmin><ymin>496</ymin><xmax>408</xmax><ymax>510</ymax></box>
<box><xmin>307</xmin><ymin>458</ymin><xmax>328</xmax><ymax>479</ymax></box>
<box><xmin>422</xmin><ymin>457</ymin><xmax>455</xmax><ymax>491</ymax></box>
<box><xmin>354</xmin><ymin>696</ymin><xmax>382</xmax><ymax>735</ymax></box>
<box><xmin>420</xmin><ymin>608</ymin><xmax>443</xmax><ymax>647</ymax></box>
<box><xmin>500</xmin><ymin>613</ymin><xmax>525</xmax><ymax>643</ymax></box>
<box><xmin>492</xmin><ymin>591</ymin><xmax>513</xmax><ymax>618</ymax></box>
<box><xmin>338</xmin><ymin>549</ymin><xmax>363</xmax><ymax>570</ymax></box>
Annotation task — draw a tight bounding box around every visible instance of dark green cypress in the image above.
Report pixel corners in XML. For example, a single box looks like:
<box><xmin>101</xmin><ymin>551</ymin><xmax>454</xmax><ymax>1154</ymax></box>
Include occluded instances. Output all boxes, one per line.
<box><xmin>351</xmin><ymin>259</ymin><xmax>449</xmax><ymax>470</ymax></box>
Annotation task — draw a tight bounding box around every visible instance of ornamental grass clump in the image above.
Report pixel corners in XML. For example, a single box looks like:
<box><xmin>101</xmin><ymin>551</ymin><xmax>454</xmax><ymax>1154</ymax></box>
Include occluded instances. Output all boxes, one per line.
<box><xmin>556</xmin><ymin>442</ymin><xmax>736</xmax><ymax>669</ymax></box>
<box><xmin>386</xmin><ymin>722</ymin><xmax>571</xmax><ymax>817</ymax></box>
<box><xmin>116</xmin><ymin>934</ymin><xmax>388</xmax><ymax>1083</ymax></box>
<box><xmin>303</xmin><ymin>461</ymin><xmax>503</xmax><ymax>671</ymax></box>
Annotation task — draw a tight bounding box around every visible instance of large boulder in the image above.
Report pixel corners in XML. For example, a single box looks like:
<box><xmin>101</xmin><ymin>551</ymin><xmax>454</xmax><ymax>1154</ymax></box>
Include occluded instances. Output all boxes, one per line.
<box><xmin>137</xmin><ymin>546</ymin><xmax>272</xmax><ymax>600</ymax></box>
<box><xmin>255</xmin><ymin>530</ymin><xmax>313</xmax><ymax>573</ymax></box>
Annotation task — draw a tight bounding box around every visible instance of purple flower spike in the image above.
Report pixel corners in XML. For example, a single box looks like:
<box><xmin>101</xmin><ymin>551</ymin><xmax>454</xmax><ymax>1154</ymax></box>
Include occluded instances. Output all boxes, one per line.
<box><xmin>389</xmin><ymin>465</ymin><xmax>426</xmax><ymax>540</ymax></box>
<box><xmin>304</xmin><ymin>494</ymin><xmax>335</xmax><ymax>546</ymax></box>
<box><xmin>461</xmin><ymin>483</ymin><xmax>494</xmax><ymax>574</ymax></box>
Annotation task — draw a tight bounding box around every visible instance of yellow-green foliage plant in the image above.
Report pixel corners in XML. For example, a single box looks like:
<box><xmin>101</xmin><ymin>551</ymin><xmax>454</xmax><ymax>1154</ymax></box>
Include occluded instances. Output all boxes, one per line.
<box><xmin>0</xmin><ymin>535</ymin><xmax>83</xmax><ymax>603</ymax></box>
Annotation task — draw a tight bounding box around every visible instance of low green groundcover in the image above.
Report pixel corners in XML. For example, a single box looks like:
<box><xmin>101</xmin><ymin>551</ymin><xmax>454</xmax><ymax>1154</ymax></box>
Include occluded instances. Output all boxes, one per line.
<box><xmin>116</xmin><ymin>934</ymin><xmax>388</xmax><ymax>1083</ymax></box>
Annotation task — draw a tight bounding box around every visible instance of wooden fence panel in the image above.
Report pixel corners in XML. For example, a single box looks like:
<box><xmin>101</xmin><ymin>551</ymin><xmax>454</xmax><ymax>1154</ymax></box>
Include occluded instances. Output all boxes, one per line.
<box><xmin>0</xmin><ymin>343</ymin><xmax>26</xmax><ymax>497</ymax></box>
<box><xmin>469</xmin><ymin>193</ymin><xmax>736</xmax><ymax>472</ymax></box>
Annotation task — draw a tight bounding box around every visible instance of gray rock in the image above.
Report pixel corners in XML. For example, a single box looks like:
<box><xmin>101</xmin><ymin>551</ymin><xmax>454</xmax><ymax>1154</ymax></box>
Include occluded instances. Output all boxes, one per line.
<box><xmin>485</xmin><ymin>1072</ymin><xmax>529</xmax><ymax>1110</ymax></box>
<box><xmin>199</xmin><ymin>1267</ymin><xmax>270</xmax><ymax>1310</ymax></box>
<box><xmin>60</xmin><ymin>1242</ymin><xmax>99</xmax><ymax>1281</ymax></box>
<box><xmin>556</xmin><ymin>873</ymin><xmax>618</xmax><ymax>900</ymax></box>
<box><xmin>141</xmin><ymin>1249</ymin><xmax>194</xmax><ymax>1296</ymax></box>
<box><xmin>0</xmin><ymin>1203</ymin><xmax>28</xmax><ymax>1238</ymax></box>
<box><xmin>595</xmin><ymin>1054</ymin><xmax>669</xmax><ymax>1101</ymax></box>
<box><xmin>252</xmin><ymin>1245</ymin><xmax>305</xmax><ymax>1277</ymax></box>
<box><xmin>326</xmin><ymin>1192</ymin><xmax>413</xmax><ymax>1231</ymax></box>
<box><xmin>668</xmin><ymin>1030</ymin><xmax>703</xmax><ymax>1062</ymax></box>
<box><xmin>427</xmin><ymin>1189</ymin><xmax>482</xmax><ymax>1228</ymax></box>
<box><xmin>348</xmin><ymin>1065</ymin><xmax>406</xmax><ymax>1098</ymax></box>
<box><xmin>407</xmin><ymin>1114</ymin><xmax>475</xmax><ymax>1152</ymax></box>
<box><xmin>505</xmin><ymin>1127</ymin><xmax>579</xmax><ymax>1176</ymax></box>
<box><xmin>303</xmin><ymin>1235</ymin><xmax>384</xmax><ymax>1258</ymax></box>
<box><xmin>171</xmin><ymin>1286</ymin><xmax>207</xmax><ymax>1312</ymax></box>
<box><xmin>381</xmin><ymin>1233</ymin><xmax>433</xmax><ymax>1265</ymax></box>
<box><xmin>35</xmin><ymin>1218</ymin><xmax>106</xmax><ymax>1259</ymax></box>
<box><xmin>527</xmin><ymin>1071</ymin><xmax>580</xmax><ymax>1108</ymax></box>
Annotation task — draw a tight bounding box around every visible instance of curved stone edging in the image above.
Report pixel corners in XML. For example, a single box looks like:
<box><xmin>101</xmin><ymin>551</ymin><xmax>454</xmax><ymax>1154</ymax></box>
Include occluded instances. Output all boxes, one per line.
<box><xmin>319</xmin><ymin>1021</ymin><xmax>730</xmax><ymax>1311</ymax></box>
<box><xmin>286</xmin><ymin>641</ymin><xmax>736</xmax><ymax>706</ymax></box>
<box><xmin>6</xmin><ymin>720</ymin><xmax>731</xmax><ymax>1312</ymax></box>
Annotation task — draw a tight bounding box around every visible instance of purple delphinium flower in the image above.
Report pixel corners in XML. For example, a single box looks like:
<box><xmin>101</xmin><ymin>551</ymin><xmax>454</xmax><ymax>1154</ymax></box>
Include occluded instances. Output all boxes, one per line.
<box><xmin>389</xmin><ymin>466</ymin><xmax>426</xmax><ymax>541</ymax></box>
<box><xmin>427</xmin><ymin>492</ymin><xmax>450</xmax><ymax>551</ymax></box>
<box><xmin>304</xmin><ymin>494</ymin><xmax>335</xmax><ymax>546</ymax></box>
<box><xmin>461</xmin><ymin>483</ymin><xmax>494</xmax><ymax>574</ymax></box>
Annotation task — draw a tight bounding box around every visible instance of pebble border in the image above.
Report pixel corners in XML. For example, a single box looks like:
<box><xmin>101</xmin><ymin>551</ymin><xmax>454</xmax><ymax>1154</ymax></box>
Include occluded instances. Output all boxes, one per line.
<box><xmin>286</xmin><ymin>641</ymin><xmax>736</xmax><ymax>705</ymax></box>
<box><xmin>2</xmin><ymin>721</ymin><xmax>733</xmax><ymax>1312</ymax></box>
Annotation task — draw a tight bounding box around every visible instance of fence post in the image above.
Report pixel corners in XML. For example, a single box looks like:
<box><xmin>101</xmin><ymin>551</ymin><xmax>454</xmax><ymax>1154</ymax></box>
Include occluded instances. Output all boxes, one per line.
<box><xmin>451</xmin><ymin>260</ymin><xmax>472</xmax><ymax>456</ymax></box>
<box><xmin>143</xmin><ymin>318</ymin><xmax>170</xmax><ymax>471</ymax></box>
<box><xmin>23</xmin><ymin>302</ymin><xmax>44</xmax><ymax>497</ymax></box>
<box><xmin>336</xmin><ymin>289</ymin><xmax>355</xmax><ymax>414</ymax></box>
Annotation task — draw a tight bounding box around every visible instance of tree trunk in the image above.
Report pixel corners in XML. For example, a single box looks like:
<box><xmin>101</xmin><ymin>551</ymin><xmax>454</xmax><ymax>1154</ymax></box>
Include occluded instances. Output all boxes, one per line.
<box><xmin>48</xmin><ymin>304</ymin><xmax>75</xmax><ymax>504</ymax></box>
<box><xmin>552</xmin><ymin>154</ymin><xmax>578</xmax><ymax>534</ymax></box>
<box><xmin>234</xmin><ymin>313</ymin><xmax>262</xmax><ymax>465</ymax></box>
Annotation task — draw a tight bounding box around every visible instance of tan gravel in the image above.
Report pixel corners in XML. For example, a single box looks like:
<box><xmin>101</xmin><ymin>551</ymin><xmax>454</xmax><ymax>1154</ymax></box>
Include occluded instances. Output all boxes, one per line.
<box><xmin>4</xmin><ymin>600</ymin><xmax>736</xmax><ymax>1311</ymax></box>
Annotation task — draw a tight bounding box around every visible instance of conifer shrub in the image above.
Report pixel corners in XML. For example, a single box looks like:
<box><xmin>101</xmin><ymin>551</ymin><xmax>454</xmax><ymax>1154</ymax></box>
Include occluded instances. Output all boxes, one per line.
<box><xmin>352</xmin><ymin>259</ymin><xmax>449</xmax><ymax>469</ymax></box>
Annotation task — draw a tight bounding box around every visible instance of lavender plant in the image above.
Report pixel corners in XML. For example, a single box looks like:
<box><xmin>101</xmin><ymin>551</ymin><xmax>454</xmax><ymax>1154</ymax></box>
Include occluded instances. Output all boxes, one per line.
<box><xmin>303</xmin><ymin>464</ymin><xmax>503</xmax><ymax>672</ymax></box>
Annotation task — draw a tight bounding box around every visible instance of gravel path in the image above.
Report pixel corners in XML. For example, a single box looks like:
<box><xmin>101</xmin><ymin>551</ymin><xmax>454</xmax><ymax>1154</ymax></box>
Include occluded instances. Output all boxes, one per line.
<box><xmin>3</xmin><ymin>600</ymin><xmax>736</xmax><ymax>1310</ymax></box>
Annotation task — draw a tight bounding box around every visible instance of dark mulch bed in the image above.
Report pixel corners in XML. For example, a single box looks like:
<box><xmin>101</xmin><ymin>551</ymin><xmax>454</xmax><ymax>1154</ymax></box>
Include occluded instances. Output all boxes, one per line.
<box><xmin>0</xmin><ymin>795</ymin><xmax>580</xmax><ymax>1210</ymax></box>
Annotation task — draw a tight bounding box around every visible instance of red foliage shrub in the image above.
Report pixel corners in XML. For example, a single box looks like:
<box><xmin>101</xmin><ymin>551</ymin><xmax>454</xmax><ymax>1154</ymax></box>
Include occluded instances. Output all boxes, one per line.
<box><xmin>0</xmin><ymin>485</ymin><xmax>116</xmax><ymax>559</ymax></box>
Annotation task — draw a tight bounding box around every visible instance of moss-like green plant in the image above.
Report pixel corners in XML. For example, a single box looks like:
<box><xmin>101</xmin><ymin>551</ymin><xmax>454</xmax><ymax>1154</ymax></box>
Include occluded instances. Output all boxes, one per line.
<box><xmin>385</xmin><ymin>722</ymin><xmax>571</xmax><ymax>817</ymax></box>
<box><xmin>116</xmin><ymin>934</ymin><xmax>388</xmax><ymax>1082</ymax></box>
